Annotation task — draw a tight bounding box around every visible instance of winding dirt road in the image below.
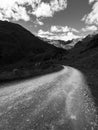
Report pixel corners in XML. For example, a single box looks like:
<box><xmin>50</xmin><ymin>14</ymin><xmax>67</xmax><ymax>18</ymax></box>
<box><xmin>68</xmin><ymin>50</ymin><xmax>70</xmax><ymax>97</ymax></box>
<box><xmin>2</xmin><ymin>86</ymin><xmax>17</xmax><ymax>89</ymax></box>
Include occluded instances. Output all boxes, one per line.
<box><xmin>0</xmin><ymin>66</ymin><xmax>98</xmax><ymax>130</ymax></box>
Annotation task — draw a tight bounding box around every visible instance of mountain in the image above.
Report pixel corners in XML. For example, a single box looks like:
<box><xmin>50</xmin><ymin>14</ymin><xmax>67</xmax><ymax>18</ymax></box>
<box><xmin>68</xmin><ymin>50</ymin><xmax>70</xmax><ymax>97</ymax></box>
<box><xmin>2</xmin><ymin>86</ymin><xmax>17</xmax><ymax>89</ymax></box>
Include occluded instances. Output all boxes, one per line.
<box><xmin>60</xmin><ymin>31</ymin><xmax>98</xmax><ymax>87</ymax></box>
<box><xmin>0</xmin><ymin>20</ymin><xmax>98</xmax><ymax>87</ymax></box>
<box><xmin>69</xmin><ymin>32</ymin><xmax>98</xmax><ymax>56</ymax></box>
<box><xmin>0</xmin><ymin>21</ymin><xmax>66</xmax><ymax>82</ymax></box>
<box><xmin>42</xmin><ymin>38</ymin><xmax>83</xmax><ymax>50</ymax></box>
<box><xmin>66</xmin><ymin>32</ymin><xmax>98</xmax><ymax>104</ymax></box>
<box><xmin>0</xmin><ymin>21</ymin><xmax>66</xmax><ymax>66</ymax></box>
<box><xmin>41</xmin><ymin>32</ymin><xmax>98</xmax><ymax>75</ymax></box>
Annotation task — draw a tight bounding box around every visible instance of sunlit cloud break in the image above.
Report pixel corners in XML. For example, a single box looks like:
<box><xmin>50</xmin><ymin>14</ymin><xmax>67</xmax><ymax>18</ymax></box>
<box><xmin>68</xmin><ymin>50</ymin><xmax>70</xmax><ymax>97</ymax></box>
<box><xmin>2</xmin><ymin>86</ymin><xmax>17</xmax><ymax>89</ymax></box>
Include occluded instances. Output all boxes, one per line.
<box><xmin>0</xmin><ymin>0</ymin><xmax>67</xmax><ymax>21</ymax></box>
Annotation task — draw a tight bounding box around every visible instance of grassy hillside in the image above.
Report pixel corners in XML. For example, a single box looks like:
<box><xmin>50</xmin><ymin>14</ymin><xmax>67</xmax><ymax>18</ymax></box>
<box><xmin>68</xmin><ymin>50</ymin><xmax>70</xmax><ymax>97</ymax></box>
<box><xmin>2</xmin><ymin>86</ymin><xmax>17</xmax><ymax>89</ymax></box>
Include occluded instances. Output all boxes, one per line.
<box><xmin>0</xmin><ymin>21</ymin><xmax>66</xmax><ymax>83</ymax></box>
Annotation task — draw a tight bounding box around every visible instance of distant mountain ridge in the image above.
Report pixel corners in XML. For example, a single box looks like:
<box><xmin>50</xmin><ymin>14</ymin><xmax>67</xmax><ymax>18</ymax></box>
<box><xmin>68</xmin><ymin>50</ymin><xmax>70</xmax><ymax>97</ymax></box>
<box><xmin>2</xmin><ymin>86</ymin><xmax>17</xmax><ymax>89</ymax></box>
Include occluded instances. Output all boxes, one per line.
<box><xmin>41</xmin><ymin>31</ymin><xmax>98</xmax><ymax>52</ymax></box>
<box><xmin>41</xmin><ymin>37</ymin><xmax>83</xmax><ymax>50</ymax></box>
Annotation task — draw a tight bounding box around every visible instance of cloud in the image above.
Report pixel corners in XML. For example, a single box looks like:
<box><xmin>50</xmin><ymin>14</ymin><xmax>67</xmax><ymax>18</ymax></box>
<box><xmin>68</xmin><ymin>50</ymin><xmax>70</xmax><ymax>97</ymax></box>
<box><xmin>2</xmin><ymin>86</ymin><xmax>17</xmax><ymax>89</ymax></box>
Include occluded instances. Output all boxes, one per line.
<box><xmin>38</xmin><ymin>26</ymin><xmax>80</xmax><ymax>41</ymax></box>
<box><xmin>82</xmin><ymin>25</ymin><xmax>98</xmax><ymax>32</ymax></box>
<box><xmin>0</xmin><ymin>0</ymin><xmax>31</xmax><ymax>21</ymax></box>
<box><xmin>34</xmin><ymin>19</ymin><xmax>44</xmax><ymax>26</ymax></box>
<box><xmin>1</xmin><ymin>1</ymin><xmax>25</xmax><ymax>20</ymax></box>
<box><xmin>38</xmin><ymin>29</ymin><xmax>53</xmax><ymax>36</ymax></box>
<box><xmin>82</xmin><ymin>0</ymin><xmax>98</xmax><ymax>25</ymax></box>
<box><xmin>50</xmin><ymin>0</ymin><xmax>67</xmax><ymax>12</ymax></box>
<box><xmin>0</xmin><ymin>0</ymin><xmax>67</xmax><ymax>22</ymax></box>
<box><xmin>32</xmin><ymin>0</ymin><xmax>67</xmax><ymax>18</ymax></box>
<box><xmin>89</xmin><ymin>0</ymin><xmax>95</xmax><ymax>4</ymax></box>
<box><xmin>32</xmin><ymin>2</ymin><xmax>53</xmax><ymax>18</ymax></box>
<box><xmin>71</xmin><ymin>28</ymin><xmax>79</xmax><ymax>33</ymax></box>
<box><xmin>50</xmin><ymin>26</ymin><xmax>70</xmax><ymax>32</ymax></box>
<box><xmin>50</xmin><ymin>25</ymin><xmax>79</xmax><ymax>33</ymax></box>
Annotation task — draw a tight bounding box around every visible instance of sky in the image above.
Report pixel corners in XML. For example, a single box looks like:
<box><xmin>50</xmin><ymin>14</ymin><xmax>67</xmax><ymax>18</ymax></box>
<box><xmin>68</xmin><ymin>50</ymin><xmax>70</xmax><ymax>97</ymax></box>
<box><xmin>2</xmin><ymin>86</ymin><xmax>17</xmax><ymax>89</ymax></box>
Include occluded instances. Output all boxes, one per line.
<box><xmin>0</xmin><ymin>0</ymin><xmax>98</xmax><ymax>41</ymax></box>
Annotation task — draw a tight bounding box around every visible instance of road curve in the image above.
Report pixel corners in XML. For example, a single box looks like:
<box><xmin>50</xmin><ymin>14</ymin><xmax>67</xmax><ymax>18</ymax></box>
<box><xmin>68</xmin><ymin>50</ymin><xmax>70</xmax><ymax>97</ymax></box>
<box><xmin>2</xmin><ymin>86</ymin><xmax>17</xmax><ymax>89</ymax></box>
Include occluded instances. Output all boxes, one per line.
<box><xmin>0</xmin><ymin>66</ymin><xmax>98</xmax><ymax>130</ymax></box>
